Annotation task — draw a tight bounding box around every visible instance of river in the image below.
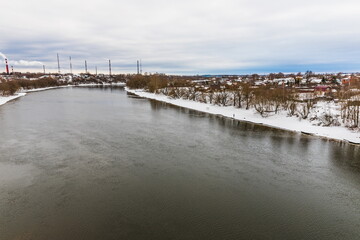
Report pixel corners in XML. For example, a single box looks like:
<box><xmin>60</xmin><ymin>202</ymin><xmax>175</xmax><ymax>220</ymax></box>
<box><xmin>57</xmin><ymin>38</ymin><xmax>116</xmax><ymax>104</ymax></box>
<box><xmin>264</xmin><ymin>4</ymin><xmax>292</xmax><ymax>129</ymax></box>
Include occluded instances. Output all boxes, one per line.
<box><xmin>0</xmin><ymin>86</ymin><xmax>359</xmax><ymax>240</ymax></box>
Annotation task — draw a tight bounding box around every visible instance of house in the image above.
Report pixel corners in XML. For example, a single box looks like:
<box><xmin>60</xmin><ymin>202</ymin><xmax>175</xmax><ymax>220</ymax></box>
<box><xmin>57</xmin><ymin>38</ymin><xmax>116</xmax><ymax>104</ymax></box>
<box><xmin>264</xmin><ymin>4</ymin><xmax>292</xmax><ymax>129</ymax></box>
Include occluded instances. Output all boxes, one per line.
<box><xmin>314</xmin><ymin>85</ymin><xmax>331</xmax><ymax>92</ymax></box>
<box><xmin>309</xmin><ymin>78</ymin><xmax>323</xmax><ymax>84</ymax></box>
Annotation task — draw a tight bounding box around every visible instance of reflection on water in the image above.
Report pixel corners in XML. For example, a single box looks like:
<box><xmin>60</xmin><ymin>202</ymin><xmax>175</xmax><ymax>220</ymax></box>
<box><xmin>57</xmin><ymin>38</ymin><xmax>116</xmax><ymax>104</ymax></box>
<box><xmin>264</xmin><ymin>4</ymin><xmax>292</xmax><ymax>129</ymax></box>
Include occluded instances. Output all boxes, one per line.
<box><xmin>331</xmin><ymin>143</ymin><xmax>360</xmax><ymax>168</ymax></box>
<box><xmin>0</xmin><ymin>87</ymin><xmax>360</xmax><ymax>240</ymax></box>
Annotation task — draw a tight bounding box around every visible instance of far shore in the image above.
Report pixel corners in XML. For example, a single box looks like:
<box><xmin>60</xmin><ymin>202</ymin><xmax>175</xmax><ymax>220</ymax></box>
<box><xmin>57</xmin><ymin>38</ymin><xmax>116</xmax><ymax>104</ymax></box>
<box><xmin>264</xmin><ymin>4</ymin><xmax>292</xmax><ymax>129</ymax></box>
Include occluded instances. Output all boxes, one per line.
<box><xmin>0</xmin><ymin>83</ymin><xmax>126</xmax><ymax>107</ymax></box>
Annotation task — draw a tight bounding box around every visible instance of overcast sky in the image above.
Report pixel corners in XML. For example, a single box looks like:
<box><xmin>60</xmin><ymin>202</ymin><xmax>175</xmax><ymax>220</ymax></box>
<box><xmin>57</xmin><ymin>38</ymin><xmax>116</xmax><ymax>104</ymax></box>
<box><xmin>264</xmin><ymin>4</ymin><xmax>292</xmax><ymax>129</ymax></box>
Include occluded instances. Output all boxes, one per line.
<box><xmin>1</xmin><ymin>0</ymin><xmax>360</xmax><ymax>74</ymax></box>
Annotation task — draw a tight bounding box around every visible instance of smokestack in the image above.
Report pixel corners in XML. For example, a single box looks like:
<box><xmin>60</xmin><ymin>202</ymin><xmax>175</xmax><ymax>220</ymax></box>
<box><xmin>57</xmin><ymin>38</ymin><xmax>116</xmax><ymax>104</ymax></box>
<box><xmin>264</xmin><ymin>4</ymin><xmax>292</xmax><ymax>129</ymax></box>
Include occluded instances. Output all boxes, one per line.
<box><xmin>137</xmin><ymin>60</ymin><xmax>139</xmax><ymax>74</ymax></box>
<box><xmin>5</xmin><ymin>58</ymin><xmax>9</xmax><ymax>75</ymax></box>
<box><xmin>85</xmin><ymin>60</ymin><xmax>88</xmax><ymax>73</ymax></box>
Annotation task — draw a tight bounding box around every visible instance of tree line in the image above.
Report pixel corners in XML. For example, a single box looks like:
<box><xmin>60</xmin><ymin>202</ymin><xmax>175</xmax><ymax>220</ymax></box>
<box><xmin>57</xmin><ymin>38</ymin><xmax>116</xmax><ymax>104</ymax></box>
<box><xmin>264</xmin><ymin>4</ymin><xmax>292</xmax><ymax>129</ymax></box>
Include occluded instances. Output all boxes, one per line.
<box><xmin>0</xmin><ymin>78</ymin><xmax>60</xmax><ymax>96</ymax></box>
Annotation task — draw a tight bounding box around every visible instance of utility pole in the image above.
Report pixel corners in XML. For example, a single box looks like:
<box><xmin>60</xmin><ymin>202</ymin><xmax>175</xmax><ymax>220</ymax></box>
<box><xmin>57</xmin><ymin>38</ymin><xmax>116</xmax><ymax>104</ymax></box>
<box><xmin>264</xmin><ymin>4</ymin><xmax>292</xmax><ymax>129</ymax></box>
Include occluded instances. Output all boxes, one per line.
<box><xmin>108</xmin><ymin>59</ymin><xmax>112</xmax><ymax>77</ymax></box>
<box><xmin>69</xmin><ymin>56</ymin><xmax>73</xmax><ymax>74</ymax></box>
<box><xmin>57</xmin><ymin>53</ymin><xmax>61</xmax><ymax>74</ymax></box>
<box><xmin>85</xmin><ymin>60</ymin><xmax>88</xmax><ymax>74</ymax></box>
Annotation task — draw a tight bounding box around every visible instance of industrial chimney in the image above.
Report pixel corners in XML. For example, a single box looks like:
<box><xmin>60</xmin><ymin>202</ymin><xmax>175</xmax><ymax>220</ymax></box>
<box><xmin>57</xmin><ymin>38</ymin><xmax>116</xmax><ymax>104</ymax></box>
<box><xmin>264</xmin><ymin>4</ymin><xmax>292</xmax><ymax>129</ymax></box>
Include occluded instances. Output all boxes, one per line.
<box><xmin>5</xmin><ymin>58</ymin><xmax>9</xmax><ymax>75</ymax></box>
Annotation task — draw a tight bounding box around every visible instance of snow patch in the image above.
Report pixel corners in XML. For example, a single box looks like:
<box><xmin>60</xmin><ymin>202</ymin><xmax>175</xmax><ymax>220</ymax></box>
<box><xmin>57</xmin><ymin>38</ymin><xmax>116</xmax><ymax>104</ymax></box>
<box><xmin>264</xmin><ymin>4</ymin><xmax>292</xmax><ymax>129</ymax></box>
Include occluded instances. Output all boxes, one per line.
<box><xmin>0</xmin><ymin>93</ymin><xmax>26</xmax><ymax>106</ymax></box>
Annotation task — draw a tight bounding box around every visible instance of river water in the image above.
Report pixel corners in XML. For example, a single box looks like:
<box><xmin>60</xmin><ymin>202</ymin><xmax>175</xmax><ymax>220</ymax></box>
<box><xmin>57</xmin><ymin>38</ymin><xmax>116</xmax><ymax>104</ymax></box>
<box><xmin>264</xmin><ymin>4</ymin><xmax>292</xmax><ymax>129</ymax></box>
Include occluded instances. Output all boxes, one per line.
<box><xmin>0</xmin><ymin>87</ymin><xmax>359</xmax><ymax>240</ymax></box>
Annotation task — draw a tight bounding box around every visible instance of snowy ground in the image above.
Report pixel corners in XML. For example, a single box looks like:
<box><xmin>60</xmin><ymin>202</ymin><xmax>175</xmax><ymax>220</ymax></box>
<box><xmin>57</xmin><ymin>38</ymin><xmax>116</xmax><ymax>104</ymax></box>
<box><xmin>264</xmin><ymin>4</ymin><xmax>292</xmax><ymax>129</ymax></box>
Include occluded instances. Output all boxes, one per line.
<box><xmin>126</xmin><ymin>88</ymin><xmax>360</xmax><ymax>144</ymax></box>
<box><xmin>0</xmin><ymin>93</ymin><xmax>27</xmax><ymax>106</ymax></box>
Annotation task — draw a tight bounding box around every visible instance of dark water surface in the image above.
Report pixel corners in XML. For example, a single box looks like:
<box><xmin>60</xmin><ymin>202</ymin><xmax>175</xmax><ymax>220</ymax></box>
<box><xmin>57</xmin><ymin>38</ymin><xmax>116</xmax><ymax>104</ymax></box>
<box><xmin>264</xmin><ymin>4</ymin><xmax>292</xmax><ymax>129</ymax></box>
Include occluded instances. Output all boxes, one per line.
<box><xmin>0</xmin><ymin>87</ymin><xmax>360</xmax><ymax>240</ymax></box>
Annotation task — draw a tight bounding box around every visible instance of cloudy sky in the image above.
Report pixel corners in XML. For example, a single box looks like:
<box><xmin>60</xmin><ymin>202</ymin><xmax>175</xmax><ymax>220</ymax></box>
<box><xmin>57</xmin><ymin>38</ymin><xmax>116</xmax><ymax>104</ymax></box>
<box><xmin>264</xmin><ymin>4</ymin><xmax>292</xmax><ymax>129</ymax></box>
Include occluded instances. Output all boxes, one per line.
<box><xmin>1</xmin><ymin>0</ymin><xmax>360</xmax><ymax>74</ymax></box>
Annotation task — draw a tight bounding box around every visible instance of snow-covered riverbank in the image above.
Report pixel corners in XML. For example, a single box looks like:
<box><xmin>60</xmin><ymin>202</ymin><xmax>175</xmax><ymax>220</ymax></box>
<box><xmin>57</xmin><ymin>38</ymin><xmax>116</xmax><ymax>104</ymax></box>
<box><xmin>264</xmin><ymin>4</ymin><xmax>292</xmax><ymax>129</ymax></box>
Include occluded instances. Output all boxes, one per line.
<box><xmin>126</xmin><ymin>88</ymin><xmax>360</xmax><ymax>144</ymax></box>
<box><xmin>0</xmin><ymin>93</ymin><xmax>27</xmax><ymax>106</ymax></box>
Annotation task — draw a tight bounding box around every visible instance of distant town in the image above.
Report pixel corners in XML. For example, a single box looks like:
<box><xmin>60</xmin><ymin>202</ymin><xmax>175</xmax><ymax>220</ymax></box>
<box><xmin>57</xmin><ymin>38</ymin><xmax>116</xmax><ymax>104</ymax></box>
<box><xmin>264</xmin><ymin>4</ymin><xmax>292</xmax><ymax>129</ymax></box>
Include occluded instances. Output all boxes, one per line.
<box><xmin>1</xmin><ymin>70</ymin><xmax>359</xmax><ymax>91</ymax></box>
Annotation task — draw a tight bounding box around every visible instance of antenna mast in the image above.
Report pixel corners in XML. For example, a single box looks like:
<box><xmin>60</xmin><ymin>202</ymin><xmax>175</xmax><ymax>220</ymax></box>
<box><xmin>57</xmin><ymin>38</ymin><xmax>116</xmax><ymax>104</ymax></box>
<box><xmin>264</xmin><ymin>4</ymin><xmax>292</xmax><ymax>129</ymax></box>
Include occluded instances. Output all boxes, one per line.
<box><xmin>140</xmin><ymin>59</ymin><xmax>142</xmax><ymax>74</ymax></box>
<box><xmin>108</xmin><ymin>60</ymin><xmax>112</xmax><ymax>77</ymax></box>
<box><xmin>69</xmin><ymin>56</ymin><xmax>73</xmax><ymax>74</ymax></box>
<box><xmin>57</xmin><ymin>53</ymin><xmax>61</xmax><ymax>74</ymax></box>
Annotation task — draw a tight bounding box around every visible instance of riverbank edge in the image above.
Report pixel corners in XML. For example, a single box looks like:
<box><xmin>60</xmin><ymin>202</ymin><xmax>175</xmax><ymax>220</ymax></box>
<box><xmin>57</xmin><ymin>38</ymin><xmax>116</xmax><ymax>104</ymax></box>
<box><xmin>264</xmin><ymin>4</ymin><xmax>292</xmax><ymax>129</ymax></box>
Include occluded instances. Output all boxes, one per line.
<box><xmin>0</xmin><ymin>93</ymin><xmax>27</xmax><ymax>106</ymax></box>
<box><xmin>0</xmin><ymin>83</ymin><xmax>126</xmax><ymax>107</ymax></box>
<box><xmin>125</xmin><ymin>87</ymin><xmax>360</xmax><ymax>145</ymax></box>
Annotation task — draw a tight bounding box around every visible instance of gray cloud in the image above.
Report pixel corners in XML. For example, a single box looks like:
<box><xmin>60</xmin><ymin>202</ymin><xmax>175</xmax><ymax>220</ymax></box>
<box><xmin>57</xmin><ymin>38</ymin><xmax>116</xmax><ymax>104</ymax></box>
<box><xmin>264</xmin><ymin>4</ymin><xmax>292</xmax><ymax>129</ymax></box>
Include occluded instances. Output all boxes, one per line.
<box><xmin>1</xmin><ymin>0</ymin><xmax>360</xmax><ymax>74</ymax></box>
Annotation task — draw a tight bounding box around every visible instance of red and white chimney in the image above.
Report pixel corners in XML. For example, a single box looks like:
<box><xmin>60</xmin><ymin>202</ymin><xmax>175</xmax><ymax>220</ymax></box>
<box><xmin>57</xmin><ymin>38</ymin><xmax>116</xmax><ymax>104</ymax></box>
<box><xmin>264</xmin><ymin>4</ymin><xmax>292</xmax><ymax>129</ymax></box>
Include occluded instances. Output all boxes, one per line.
<box><xmin>5</xmin><ymin>58</ymin><xmax>9</xmax><ymax>75</ymax></box>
